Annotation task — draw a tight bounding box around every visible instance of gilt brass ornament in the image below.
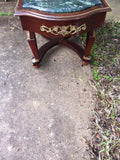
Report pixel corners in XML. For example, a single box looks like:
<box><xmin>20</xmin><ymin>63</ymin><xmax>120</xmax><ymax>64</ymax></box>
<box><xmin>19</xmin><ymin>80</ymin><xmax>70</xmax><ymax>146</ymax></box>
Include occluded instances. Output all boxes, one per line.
<box><xmin>40</xmin><ymin>23</ymin><xmax>87</xmax><ymax>36</ymax></box>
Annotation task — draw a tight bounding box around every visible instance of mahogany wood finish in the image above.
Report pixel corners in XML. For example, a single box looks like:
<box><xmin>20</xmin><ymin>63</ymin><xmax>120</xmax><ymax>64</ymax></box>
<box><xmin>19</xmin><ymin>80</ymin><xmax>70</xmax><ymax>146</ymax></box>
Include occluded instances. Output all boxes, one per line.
<box><xmin>15</xmin><ymin>0</ymin><xmax>111</xmax><ymax>68</ymax></box>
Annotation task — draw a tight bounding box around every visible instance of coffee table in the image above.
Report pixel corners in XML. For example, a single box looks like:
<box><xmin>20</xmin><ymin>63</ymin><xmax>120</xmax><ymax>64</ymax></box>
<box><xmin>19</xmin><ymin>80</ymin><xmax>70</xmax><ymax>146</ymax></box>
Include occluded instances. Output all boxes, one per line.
<box><xmin>15</xmin><ymin>0</ymin><xmax>111</xmax><ymax>68</ymax></box>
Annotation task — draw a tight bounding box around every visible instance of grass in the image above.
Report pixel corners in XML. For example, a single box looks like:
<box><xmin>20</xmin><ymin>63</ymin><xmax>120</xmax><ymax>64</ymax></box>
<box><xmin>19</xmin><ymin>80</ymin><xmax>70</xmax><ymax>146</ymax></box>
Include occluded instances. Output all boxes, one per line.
<box><xmin>87</xmin><ymin>21</ymin><xmax>120</xmax><ymax>160</ymax></box>
<box><xmin>0</xmin><ymin>12</ymin><xmax>13</xmax><ymax>16</ymax></box>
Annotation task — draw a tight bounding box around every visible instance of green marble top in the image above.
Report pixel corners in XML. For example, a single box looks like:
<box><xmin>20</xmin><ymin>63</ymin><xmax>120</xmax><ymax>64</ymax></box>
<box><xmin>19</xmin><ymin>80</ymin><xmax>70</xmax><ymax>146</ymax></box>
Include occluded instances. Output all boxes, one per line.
<box><xmin>23</xmin><ymin>0</ymin><xmax>103</xmax><ymax>13</ymax></box>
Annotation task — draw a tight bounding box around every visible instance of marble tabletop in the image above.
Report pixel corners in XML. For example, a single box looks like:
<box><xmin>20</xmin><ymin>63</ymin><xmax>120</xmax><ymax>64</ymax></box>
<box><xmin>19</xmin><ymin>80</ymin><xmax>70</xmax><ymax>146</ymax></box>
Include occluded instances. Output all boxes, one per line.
<box><xmin>23</xmin><ymin>0</ymin><xmax>103</xmax><ymax>13</ymax></box>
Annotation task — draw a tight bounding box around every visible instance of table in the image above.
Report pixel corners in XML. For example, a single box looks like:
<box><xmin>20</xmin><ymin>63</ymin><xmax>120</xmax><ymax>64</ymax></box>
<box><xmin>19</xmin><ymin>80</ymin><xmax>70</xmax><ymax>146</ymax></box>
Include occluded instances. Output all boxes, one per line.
<box><xmin>15</xmin><ymin>0</ymin><xmax>111</xmax><ymax>68</ymax></box>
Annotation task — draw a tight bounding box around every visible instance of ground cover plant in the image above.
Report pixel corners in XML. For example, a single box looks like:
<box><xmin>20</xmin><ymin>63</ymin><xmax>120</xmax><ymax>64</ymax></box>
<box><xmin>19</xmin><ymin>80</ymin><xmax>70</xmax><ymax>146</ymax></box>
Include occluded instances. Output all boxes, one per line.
<box><xmin>88</xmin><ymin>21</ymin><xmax>120</xmax><ymax>160</ymax></box>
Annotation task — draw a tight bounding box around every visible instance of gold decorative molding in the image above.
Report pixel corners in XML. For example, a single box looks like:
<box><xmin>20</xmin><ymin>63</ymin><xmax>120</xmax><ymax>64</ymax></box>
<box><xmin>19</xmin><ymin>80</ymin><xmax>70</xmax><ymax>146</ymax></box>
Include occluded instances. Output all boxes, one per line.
<box><xmin>40</xmin><ymin>23</ymin><xmax>87</xmax><ymax>36</ymax></box>
<box><xmin>27</xmin><ymin>31</ymin><xmax>30</xmax><ymax>40</ymax></box>
<box><xmin>83</xmin><ymin>56</ymin><xmax>91</xmax><ymax>61</ymax></box>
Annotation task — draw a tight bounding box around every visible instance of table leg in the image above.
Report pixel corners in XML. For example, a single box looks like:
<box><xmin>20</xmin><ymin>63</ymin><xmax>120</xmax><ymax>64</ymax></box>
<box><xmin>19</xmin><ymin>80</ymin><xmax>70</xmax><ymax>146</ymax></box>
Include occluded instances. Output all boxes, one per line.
<box><xmin>27</xmin><ymin>31</ymin><xmax>40</xmax><ymax>68</ymax></box>
<box><xmin>83</xmin><ymin>30</ymin><xmax>95</xmax><ymax>65</ymax></box>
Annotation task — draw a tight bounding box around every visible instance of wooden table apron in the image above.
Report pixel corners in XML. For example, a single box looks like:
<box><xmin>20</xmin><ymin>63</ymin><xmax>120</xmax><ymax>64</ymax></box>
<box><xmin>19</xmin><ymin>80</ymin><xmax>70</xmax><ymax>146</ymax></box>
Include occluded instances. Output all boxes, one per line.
<box><xmin>20</xmin><ymin>12</ymin><xmax>106</xmax><ymax>38</ymax></box>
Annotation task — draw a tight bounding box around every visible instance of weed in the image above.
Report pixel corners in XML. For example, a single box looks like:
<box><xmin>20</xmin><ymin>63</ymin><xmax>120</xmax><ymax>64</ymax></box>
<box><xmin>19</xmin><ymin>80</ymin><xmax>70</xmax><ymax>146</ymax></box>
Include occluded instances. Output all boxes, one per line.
<box><xmin>93</xmin><ymin>68</ymin><xmax>100</xmax><ymax>81</ymax></box>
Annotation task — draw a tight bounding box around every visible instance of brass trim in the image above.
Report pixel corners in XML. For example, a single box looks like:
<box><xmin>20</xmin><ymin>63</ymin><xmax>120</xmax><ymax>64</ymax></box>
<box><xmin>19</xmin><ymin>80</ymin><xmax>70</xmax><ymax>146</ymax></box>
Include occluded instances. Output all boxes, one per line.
<box><xmin>83</xmin><ymin>56</ymin><xmax>91</xmax><ymax>61</ymax></box>
<box><xmin>32</xmin><ymin>58</ymin><xmax>39</xmax><ymax>63</ymax></box>
<box><xmin>27</xmin><ymin>31</ymin><xmax>30</xmax><ymax>40</ymax></box>
<box><xmin>40</xmin><ymin>23</ymin><xmax>87</xmax><ymax>36</ymax></box>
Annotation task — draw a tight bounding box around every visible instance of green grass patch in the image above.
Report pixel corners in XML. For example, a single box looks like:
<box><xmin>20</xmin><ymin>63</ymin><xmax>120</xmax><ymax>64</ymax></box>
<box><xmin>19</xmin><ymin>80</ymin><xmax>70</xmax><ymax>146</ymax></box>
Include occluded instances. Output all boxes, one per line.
<box><xmin>0</xmin><ymin>12</ymin><xmax>13</xmax><ymax>16</ymax></box>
